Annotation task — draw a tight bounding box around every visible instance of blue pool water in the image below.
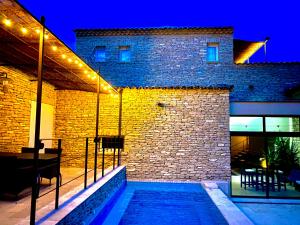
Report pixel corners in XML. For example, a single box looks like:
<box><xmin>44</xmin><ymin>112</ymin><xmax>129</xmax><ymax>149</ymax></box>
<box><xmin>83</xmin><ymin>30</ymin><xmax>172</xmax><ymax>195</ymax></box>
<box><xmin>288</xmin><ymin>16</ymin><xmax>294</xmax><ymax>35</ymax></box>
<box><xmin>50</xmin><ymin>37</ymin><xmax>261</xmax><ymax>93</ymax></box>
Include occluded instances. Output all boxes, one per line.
<box><xmin>90</xmin><ymin>182</ymin><xmax>228</xmax><ymax>225</ymax></box>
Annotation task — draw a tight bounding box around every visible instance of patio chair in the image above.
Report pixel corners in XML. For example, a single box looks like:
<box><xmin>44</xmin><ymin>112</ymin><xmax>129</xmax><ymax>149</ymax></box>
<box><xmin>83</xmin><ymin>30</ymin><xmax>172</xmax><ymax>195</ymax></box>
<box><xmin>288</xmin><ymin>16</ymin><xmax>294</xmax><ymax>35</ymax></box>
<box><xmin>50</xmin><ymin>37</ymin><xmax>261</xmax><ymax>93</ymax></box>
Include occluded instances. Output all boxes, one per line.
<box><xmin>240</xmin><ymin>168</ymin><xmax>257</xmax><ymax>189</ymax></box>
<box><xmin>40</xmin><ymin>148</ymin><xmax>62</xmax><ymax>186</ymax></box>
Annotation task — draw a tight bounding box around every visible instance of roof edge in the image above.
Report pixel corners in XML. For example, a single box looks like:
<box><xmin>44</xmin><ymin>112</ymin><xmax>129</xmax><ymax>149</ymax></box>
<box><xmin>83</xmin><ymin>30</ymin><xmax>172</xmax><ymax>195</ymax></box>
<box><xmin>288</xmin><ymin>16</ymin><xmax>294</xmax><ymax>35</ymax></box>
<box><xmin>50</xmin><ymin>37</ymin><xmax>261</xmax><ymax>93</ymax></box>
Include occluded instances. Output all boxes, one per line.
<box><xmin>74</xmin><ymin>26</ymin><xmax>234</xmax><ymax>37</ymax></box>
<box><xmin>115</xmin><ymin>85</ymin><xmax>234</xmax><ymax>91</ymax></box>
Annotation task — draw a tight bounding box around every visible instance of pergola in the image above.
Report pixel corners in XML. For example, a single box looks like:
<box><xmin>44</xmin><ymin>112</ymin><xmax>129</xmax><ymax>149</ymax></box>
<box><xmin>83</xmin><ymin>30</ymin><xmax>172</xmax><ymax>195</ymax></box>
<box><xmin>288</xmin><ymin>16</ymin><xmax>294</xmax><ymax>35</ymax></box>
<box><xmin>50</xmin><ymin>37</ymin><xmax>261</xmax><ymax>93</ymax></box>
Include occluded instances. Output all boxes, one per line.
<box><xmin>0</xmin><ymin>0</ymin><xmax>117</xmax><ymax>93</ymax></box>
<box><xmin>0</xmin><ymin>1</ymin><xmax>120</xmax><ymax>224</ymax></box>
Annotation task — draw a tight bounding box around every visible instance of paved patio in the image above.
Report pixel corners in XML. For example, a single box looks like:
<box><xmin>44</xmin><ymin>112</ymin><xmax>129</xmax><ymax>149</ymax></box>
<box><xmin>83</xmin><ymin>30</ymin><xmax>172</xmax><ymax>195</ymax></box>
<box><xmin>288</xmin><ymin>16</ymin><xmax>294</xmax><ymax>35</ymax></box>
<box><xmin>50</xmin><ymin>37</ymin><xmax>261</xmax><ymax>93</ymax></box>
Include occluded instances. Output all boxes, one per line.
<box><xmin>237</xmin><ymin>203</ymin><xmax>300</xmax><ymax>225</ymax></box>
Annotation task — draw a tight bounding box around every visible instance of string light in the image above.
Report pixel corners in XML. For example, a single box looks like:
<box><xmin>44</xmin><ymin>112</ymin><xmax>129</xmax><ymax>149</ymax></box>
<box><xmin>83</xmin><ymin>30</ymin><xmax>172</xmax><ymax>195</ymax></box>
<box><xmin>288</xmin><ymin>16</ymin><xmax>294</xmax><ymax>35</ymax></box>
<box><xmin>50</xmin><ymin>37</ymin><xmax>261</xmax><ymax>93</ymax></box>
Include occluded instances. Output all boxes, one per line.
<box><xmin>3</xmin><ymin>18</ymin><xmax>12</xmax><ymax>27</ymax></box>
<box><xmin>52</xmin><ymin>46</ymin><xmax>58</xmax><ymax>51</ymax></box>
<box><xmin>20</xmin><ymin>27</ymin><xmax>28</xmax><ymax>34</ymax></box>
<box><xmin>0</xmin><ymin>16</ymin><xmax>118</xmax><ymax>94</ymax></box>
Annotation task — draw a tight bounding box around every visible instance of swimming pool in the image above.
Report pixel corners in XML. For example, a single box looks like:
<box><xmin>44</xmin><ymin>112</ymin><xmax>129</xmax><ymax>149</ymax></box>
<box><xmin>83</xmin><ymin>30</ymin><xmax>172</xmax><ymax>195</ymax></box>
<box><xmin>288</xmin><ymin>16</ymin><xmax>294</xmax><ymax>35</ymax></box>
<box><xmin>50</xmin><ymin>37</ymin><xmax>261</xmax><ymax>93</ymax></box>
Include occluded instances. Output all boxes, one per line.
<box><xmin>90</xmin><ymin>181</ymin><xmax>228</xmax><ymax>225</ymax></box>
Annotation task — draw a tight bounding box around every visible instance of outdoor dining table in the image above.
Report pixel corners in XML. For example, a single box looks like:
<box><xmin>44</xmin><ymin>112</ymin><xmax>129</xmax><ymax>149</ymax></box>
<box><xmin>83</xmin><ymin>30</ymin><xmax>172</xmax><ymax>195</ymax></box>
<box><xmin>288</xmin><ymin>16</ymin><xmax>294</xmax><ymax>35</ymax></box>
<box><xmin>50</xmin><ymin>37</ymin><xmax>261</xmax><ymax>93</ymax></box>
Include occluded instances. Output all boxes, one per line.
<box><xmin>0</xmin><ymin>152</ymin><xmax>58</xmax><ymax>161</ymax></box>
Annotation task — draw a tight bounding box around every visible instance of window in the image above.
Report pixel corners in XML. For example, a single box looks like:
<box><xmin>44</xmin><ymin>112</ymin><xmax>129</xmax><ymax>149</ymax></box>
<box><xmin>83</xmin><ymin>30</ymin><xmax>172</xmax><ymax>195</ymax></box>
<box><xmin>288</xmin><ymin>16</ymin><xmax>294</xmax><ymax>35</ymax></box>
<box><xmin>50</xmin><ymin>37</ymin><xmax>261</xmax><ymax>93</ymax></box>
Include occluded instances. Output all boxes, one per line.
<box><xmin>265</xmin><ymin>117</ymin><xmax>300</xmax><ymax>132</ymax></box>
<box><xmin>207</xmin><ymin>43</ymin><xmax>219</xmax><ymax>62</ymax></box>
<box><xmin>119</xmin><ymin>46</ymin><xmax>131</xmax><ymax>62</ymax></box>
<box><xmin>230</xmin><ymin>117</ymin><xmax>263</xmax><ymax>132</ymax></box>
<box><xmin>94</xmin><ymin>46</ymin><xmax>106</xmax><ymax>62</ymax></box>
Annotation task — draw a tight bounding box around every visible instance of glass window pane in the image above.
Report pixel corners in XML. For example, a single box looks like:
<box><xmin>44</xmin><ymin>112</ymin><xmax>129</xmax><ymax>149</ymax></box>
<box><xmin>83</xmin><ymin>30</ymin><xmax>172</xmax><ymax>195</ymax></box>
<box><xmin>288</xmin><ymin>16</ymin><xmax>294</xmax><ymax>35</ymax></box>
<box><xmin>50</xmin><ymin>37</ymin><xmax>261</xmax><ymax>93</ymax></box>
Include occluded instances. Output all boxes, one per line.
<box><xmin>119</xmin><ymin>46</ymin><xmax>131</xmax><ymax>62</ymax></box>
<box><xmin>94</xmin><ymin>46</ymin><xmax>106</xmax><ymax>62</ymax></box>
<box><xmin>230</xmin><ymin>117</ymin><xmax>263</xmax><ymax>132</ymax></box>
<box><xmin>266</xmin><ymin>117</ymin><xmax>300</xmax><ymax>132</ymax></box>
<box><xmin>207</xmin><ymin>43</ymin><xmax>219</xmax><ymax>62</ymax></box>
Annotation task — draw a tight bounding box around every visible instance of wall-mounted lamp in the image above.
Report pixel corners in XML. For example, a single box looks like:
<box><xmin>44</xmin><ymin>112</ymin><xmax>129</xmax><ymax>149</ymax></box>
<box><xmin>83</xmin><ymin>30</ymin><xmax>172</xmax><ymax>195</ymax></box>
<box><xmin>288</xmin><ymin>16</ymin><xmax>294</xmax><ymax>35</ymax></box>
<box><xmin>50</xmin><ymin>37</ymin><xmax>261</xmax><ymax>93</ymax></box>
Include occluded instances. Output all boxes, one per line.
<box><xmin>157</xmin><ymin>102</ymin><xmax>167</xmax><ymax>108</ymax></box>
<box><xmin>0</xmin><ymin>72</ymin><xmax>10</xmax><ymax>93</ymax></box>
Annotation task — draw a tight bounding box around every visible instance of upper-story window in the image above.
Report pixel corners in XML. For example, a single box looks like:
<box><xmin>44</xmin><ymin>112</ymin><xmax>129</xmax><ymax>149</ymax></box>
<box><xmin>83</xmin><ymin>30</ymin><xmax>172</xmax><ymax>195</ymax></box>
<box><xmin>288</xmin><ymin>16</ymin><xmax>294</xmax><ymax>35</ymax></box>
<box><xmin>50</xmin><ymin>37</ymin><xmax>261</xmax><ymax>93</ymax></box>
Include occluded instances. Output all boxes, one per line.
<box><xmin>119</xmin><ymin>46</ymin><xmax>131</xmax><ymax>62</ymax></box>
<box><xmin>207</xmin><ymin>43</ymin><xmax>219</xmax><ymax>62</ymax></box>
<box><xmin>94</xmin><ymin>46</ymin><xmax>106</xmax><ymax>62</ymax></box>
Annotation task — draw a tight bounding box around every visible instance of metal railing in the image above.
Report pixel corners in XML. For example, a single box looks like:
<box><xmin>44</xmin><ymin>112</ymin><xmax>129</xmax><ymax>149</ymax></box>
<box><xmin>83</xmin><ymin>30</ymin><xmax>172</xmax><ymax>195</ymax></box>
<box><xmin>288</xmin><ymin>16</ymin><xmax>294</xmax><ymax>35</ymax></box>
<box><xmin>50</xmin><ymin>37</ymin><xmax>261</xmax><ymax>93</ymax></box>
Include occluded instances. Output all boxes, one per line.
<box><xmin>30</xmin><ymin>135</ymin><xmax>124</xmax><ymax>224</ymax></box>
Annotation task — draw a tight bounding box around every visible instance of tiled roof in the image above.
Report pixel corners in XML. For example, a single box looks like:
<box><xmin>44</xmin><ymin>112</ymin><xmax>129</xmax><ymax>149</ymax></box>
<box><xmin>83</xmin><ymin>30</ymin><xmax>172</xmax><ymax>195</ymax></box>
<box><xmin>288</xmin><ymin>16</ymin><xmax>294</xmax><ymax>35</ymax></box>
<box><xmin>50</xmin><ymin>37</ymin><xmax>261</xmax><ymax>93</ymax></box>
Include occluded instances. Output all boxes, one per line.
<box><xmin>74</xmin><ymin>26</ymin><xmax>233</xmax><ymax>36</ymax></box>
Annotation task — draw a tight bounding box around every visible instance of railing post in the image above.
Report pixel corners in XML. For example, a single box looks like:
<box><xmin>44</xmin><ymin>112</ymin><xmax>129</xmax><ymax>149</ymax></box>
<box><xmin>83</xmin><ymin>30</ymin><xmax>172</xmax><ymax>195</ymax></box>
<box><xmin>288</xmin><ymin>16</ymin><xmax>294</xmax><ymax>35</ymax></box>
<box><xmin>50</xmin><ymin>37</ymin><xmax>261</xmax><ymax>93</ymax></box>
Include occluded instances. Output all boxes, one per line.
<box><xmin>94</xmin><ymin>76</ymin><xmax>100</xmax><ymax>182</ymax></box>
<box><xmin>113</xmin><ymin>146</ymin><xmax>116</xmax><ymax>170</ymax></box>
<box><xmin>117</xmin><ymin>147</ymin><xmax>120</xmax><ymax>166</ymax></box>
<box><xmin>55</xmin><ymin>139</ymin><xmax>62</xmax><ymax>209</ymax></box>
<box><xmin>30</xmin><ymin>16</ymin><xmax>45</xmax><ymax>225</ymax></box>
<box><xmin>84</xmin><ymin>137</ymin><xmax>89</xmax><ymax>189</ymax></box>
<box><xmin>102</xmin><ymin>147</ymin><xmax>105</xmax><ymax>177</ymax></box>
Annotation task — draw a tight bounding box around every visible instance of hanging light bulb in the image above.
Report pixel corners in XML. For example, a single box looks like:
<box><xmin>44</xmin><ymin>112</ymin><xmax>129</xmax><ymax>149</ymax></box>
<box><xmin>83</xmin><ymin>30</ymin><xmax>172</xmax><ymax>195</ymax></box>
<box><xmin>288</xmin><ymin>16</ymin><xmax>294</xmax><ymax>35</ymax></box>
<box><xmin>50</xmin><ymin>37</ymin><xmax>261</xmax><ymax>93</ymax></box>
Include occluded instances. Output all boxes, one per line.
<box><xmin>3</xmin><ymin>19</ymin><xmax>12</xmax><ymax>27</ymax></box>
<box><xmin>35</xmin><ymin>29</ymin><xmax>41</xmax><ymax>34</ymax></box>
<box><xmin>20</xmin><ymin>27</ymin><xmax>28</xmax><ymax>34</ymax></box>
<box><xmin>79</xmin><ymin>63</ymin><xmax>83</xmax><ymax>68</ymax></box>
<box><xmin>61</xmin><ymin>54</ymin><xmax>66</xmax><ymax>59</ymax></box>
<box><xmin>84</xmin><ymin>70</ymin><xmax>88</xmax><ymax>74</ymax></box>
<box><xmin>68</xmin><ymin>58</ymin><xmax>73</xmax><ymax>63</ymax></box>
<box><xmin>74</xmin><ymin>60</ymin><xmax>79</xmax><ymax>64</ymax></box>
<box><xmin>45</xmin><ymin>34</ymin><xmax>49</xmax><ymax>39</ymax></box>
<box><xmin>52</xmin><ymin>46</ymin><xmax>58</xmax><ymax>51</ymax></box>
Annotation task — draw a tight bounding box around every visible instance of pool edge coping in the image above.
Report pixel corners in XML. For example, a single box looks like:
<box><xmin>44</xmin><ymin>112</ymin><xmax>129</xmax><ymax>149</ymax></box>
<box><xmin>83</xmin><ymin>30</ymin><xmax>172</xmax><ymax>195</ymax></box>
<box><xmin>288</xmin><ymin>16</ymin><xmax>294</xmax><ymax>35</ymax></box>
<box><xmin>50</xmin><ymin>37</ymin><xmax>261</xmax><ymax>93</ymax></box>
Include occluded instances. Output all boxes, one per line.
<box><xmin>202</xmin><ymin>181</ymin><xmax>255</xmax><ymax>225</ymax></box>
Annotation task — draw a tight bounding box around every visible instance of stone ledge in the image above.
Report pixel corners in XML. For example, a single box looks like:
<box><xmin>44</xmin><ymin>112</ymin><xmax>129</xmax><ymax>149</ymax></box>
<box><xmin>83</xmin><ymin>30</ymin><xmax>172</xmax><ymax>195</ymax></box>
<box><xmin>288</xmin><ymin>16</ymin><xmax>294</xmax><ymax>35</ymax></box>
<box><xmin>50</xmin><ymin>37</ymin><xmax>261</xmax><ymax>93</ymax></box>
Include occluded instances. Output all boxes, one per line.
<box><xmin>202</xmin><ymin>181</ymin><xmax>254</xmax><ymax>225</ymax></box>
<box><xmin>20</xmin><ymin>166</ymin><xmax>126</xmax><ymax>225</ymax></box>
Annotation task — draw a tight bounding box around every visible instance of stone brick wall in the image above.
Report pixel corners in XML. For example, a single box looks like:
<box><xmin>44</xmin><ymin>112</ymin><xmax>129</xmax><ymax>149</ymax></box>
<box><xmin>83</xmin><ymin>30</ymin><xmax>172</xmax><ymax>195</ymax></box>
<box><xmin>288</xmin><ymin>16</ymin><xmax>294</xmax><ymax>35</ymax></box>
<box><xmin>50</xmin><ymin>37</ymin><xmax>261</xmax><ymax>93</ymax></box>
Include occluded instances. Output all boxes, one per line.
<box><xmin>76</xmin><ymin>34</ymin><xmax>300</xmax><ymax>102</ymax></box>
<box><xmin>55</xmin><ymin>88</ymin><xmax>231</xmax><ymax>181</ymax></box>
<box><xmin>0</xmin><ymin>66</ymin><xmax>56</xmax><ymax>152</ymax></box>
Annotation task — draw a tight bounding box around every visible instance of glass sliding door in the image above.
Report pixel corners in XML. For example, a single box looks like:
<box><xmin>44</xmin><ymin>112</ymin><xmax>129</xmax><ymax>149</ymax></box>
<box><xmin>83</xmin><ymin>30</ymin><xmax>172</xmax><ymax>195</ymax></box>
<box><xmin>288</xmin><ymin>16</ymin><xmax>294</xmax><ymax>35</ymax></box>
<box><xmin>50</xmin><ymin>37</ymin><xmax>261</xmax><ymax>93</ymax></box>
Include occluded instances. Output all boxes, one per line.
<box><xmin>268</xmin><ymin>137</ymin><xmax>300</xmax><ymax>198</ymax></box>
<box><xmin>230</xmin><ymin>116</ymin><xmax>300</xmax><ymax>198</ymax></box>
<box><xmin>231</xmin><ymin>136</ymin><xmax>267</xmax><ymax>197</ymax></box>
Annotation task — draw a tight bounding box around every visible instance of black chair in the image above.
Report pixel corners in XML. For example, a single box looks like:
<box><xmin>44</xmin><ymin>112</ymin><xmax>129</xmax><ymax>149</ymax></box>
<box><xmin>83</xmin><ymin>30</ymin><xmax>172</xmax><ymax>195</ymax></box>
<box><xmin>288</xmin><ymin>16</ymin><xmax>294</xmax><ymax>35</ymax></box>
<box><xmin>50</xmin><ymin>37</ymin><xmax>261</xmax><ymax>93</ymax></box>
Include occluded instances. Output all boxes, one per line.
<box><xmin>40</xmin><ymin>148</ymin><xmax>62</xmax><ymax>186</ymax></box>
<box><xmin>240</xmin><ymin>168</ymin><xmax>257</xmax><ymax>189</ymax></box>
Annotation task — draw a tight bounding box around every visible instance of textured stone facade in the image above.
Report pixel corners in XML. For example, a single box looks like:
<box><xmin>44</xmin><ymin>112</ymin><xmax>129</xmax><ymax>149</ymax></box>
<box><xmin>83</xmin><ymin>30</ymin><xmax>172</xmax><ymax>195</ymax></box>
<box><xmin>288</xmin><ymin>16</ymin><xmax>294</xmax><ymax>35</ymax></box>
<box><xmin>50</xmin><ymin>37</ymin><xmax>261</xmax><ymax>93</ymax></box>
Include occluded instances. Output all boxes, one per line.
<box><xmin>76</xmin><ymin>32</ymin><xmax>300</xmax><ymax>102</ymax></box>
<box><xmin>55</xmin><ymin>88</ymin><xmax>231</xmax><ymax>181</ymax></box>
<box><xmin>0</xmin><ymin>66</ymin><xmax>56</xmax><ymax>152</ymax></box>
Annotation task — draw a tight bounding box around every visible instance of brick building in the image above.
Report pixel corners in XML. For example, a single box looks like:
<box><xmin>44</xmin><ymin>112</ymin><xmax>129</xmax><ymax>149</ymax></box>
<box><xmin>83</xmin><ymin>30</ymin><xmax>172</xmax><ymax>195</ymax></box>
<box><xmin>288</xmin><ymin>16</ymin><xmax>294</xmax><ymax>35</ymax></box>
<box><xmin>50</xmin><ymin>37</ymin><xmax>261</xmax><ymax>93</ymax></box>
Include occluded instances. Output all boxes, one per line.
<box><xmin>74</xmin><ymin>27</ymin><xmax>300</xmax><ymax>197</ymax></box>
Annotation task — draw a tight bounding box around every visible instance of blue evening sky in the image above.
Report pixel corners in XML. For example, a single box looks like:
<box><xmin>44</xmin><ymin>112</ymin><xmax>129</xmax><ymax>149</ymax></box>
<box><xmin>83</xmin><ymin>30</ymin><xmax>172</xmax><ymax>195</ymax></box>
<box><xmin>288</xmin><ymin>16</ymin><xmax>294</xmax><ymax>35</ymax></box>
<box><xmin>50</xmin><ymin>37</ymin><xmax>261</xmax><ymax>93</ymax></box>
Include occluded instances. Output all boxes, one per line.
<box><xmin>18</xmin><ymin>0</ymin><xmax>300</xmax><ymax>62</ymax></box>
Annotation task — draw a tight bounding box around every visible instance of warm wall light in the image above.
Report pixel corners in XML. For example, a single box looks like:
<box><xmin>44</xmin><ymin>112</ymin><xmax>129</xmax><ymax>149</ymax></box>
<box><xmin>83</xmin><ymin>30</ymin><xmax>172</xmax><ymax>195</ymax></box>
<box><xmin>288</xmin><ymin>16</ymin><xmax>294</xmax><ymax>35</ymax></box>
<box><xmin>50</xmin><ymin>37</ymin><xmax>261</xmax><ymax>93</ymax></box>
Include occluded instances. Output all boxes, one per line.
<box><xmin>87</xmin><ymin>74</ymin><xmax>91</xmax><ymax>78</ymax></box>
<box><xmin>74</xmin><ymin>60</ymin><xmax>78</xmax><ymax>64</ymax></box>
<box><xmin>45</xmin><ymin>34</ymin><xmax>49</xmax><ymax>39</ymax></box>
<box><xmin>84</xmin><ymin>70</ymin><xmax>88</xmax><ymax>74</ymax></box>
<box><xmin>3</xmin><ymin>19</ymin><xmax>12</xmax><ymax>27</ymax></box>
<box><xmin>68</xmin><ymin>58</ymin><xmax>73</xmax><ymax>63</ymax></box>
<box><xmin>20</xmin><ymin>27</ymin><xmax>28</xmax><ymax>34</ymax></box>
<box><xmin>52</xmin><ymin>46</ymin><xmax>57</xmax><ymax>51</ymax></box>
<box><xmin>61</xmin><ymin>54</ymin><xmax>66</xmax><ymax>59</ymax></box>
<box><xmin>35</xmin><ymin>29</ymin><xmax>41</xmax><ymax>34</ymax></box>
<box><xmin>79</xmin><ymin>63</ymin><xmax>83</xmax><ymax>67</ymax></box>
